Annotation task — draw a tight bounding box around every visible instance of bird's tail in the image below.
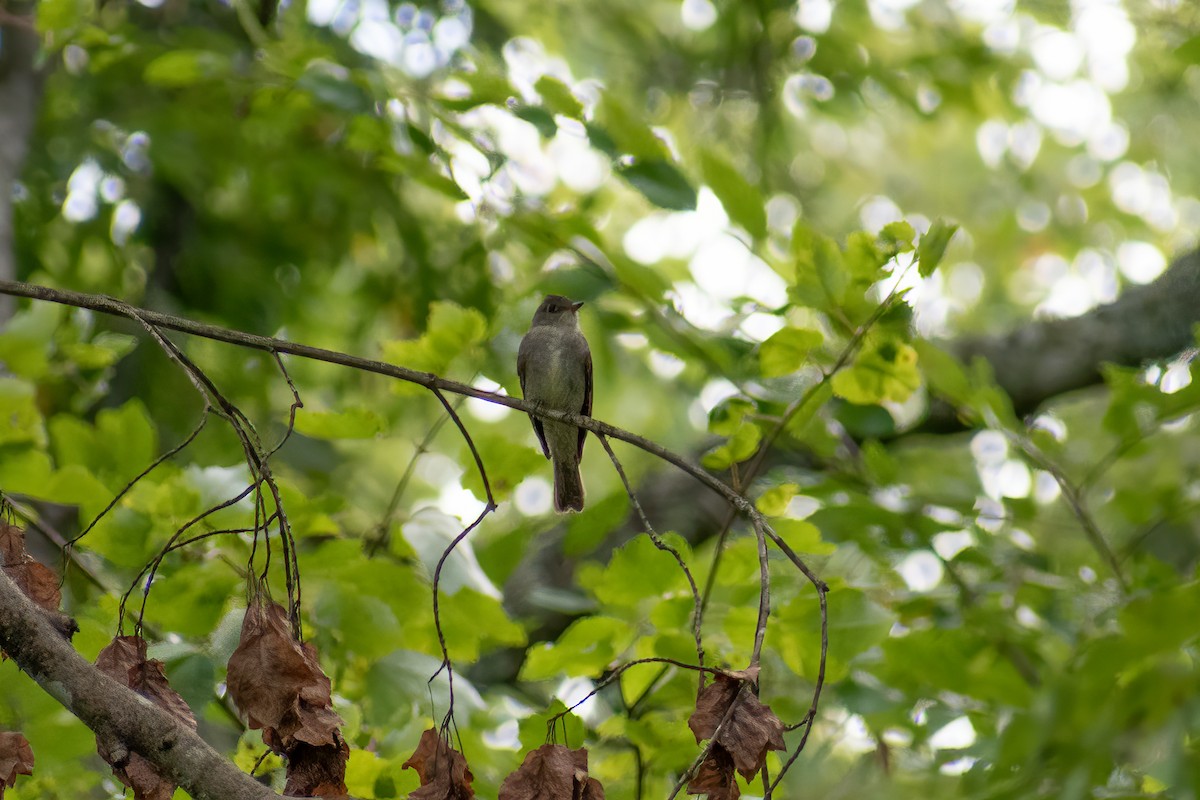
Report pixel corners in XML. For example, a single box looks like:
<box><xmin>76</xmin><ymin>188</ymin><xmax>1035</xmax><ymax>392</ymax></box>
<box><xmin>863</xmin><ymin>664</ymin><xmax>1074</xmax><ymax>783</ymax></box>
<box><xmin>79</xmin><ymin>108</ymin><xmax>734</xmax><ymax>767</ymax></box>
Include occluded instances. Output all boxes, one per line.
<box><xmin>553</xmin><ymin>457</ymin><xmax>585</xmax><ymax>513</ymax></box>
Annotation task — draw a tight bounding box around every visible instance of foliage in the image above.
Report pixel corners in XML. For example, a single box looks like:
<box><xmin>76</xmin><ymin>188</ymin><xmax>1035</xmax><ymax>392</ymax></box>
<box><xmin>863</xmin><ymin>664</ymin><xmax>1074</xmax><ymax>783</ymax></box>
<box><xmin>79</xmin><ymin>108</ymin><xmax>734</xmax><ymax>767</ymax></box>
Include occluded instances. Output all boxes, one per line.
<box><xmin>3</xmin><ymin>0</ymin><xmax>1200</xmax><ymax>798</ymax></box>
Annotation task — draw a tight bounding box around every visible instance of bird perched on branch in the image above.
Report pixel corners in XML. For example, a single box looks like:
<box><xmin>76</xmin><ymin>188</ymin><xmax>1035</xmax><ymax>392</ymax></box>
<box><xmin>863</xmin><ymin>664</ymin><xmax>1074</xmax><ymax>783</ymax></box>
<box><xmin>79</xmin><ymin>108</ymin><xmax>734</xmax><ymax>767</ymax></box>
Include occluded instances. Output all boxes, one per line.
<box><xmin>517</xmin><ymin>294</ymin><xmax>593</xmax><ymax>513</ymax></box>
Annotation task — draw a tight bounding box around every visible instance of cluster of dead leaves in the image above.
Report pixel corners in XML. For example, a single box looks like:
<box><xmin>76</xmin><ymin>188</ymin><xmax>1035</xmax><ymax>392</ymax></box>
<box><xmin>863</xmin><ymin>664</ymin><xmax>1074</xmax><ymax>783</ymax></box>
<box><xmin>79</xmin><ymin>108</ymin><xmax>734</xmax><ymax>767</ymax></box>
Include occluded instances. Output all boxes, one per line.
<box><xmin>400</xmin><ymin>731</ymin><xmax>607</xmax><ymax>800</ymax></box>
<box><xmin>402</xmin><ymin>729</ymin><xmax>475</xmax><ymax>799</ymax></box>
<box><xmin>499</xmin><ymin>744</ymin><xmax>604</xmax><ymax>800</ymax></box>
<box><xmin>0</xmin><ymin>732</ymin><xmax>34</xmax><ymax>799</ymax></box>
<box><xmin>686</xmin><ymin>673</ymin><xmax>786</xmax><ymax>800</ymax></box>
<box><xmin>226</xmin><ymin>598</ymin><xmax>348</xmax><ymax>797</ymax></box>
<box><xmin>0</xmin><ymin>522</ymin><xmax>79</xmax><ymax>796</ymax></box>
<box><xmin>93</xmin><ymin>635</ymin><xmax>197</xmax><ymax>800</ymax></box>
<box><xmin>0</xmin><ymin>522</ymin><xmax>77</xmax><ymax>647</ymax></box>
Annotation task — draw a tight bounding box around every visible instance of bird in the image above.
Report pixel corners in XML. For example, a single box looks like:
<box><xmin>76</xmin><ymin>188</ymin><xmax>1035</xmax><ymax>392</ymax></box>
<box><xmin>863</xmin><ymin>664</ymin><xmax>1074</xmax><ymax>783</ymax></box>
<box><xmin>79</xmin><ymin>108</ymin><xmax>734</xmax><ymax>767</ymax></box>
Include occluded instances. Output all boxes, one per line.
<box><xmin>517</xmin><ymin>294</ymin><xmax>593</xmax><ymax>513</ymax></box>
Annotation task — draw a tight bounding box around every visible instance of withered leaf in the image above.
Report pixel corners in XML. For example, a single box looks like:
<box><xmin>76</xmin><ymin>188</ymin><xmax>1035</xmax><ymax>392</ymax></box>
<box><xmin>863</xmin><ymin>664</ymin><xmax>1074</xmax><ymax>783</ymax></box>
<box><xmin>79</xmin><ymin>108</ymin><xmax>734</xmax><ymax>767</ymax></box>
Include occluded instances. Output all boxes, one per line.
<box><xmin>1</xmin><ymin>523</ymin><xmax>61</xmax><ymax>611</ymax></box>
<box><xmin>403</xmin><ymin>728</ymin><xmax>475</xmax><ymax>800</ymax></box>
<box><xmin>687</xmin><ymin>675</ymin><xmax>785</xmax><ymax>781</ymax></box>
<box><xmin>226</xmin><ymin>600</ymin><xmax>343</xmax><ymax>751</ymax></box>
<box><xmin>96</xmin><ymin>636</ymin><xmax>197</xmax><ymax>728</ymax></box>
<box><xmin>283</xmin><ymin>738</ymin><xmax>350</xmax><ymax>798</ymax></box>
<box><xmin>687</xmin><ymin>746</ymin><xmax>739</xmax><ymax>800</ymax></box>
<box><xmin>0</xmin><ymin>523</ymin><xmax>76</xmax><ymax>645</ymax></box>
<box><xmin>94</xmin><ymin>636</ymin><xmax>196</xmax><ymax>800</ymax></box>
<box><xmin>498</xmin><ymin>744</ymin><xmax>605</xmax><ymax>800</ymax></box>
<box><xmin>0</xmin><ymin>731</ymin><xmax>34</xmax><ymax>793</ymax></box>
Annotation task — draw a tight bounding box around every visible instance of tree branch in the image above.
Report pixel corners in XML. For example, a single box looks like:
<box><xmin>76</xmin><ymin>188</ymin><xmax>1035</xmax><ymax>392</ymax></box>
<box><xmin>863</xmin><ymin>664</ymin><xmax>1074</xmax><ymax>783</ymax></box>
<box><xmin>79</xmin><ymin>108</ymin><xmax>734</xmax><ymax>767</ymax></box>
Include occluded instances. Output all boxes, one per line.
<box><xmin>0</xmin><ymin>279</ymin><xmax>756</xmax><ymax>513</ymax></box>
<box><xmin>927</xmin><ymin>248</ymin><xmax>1200</xmax><ymax>429</ymax></box>
<box><xmin>0</xmin><ymin>569</ymin><xmax>281</xmax><ymax>800</ymax></box>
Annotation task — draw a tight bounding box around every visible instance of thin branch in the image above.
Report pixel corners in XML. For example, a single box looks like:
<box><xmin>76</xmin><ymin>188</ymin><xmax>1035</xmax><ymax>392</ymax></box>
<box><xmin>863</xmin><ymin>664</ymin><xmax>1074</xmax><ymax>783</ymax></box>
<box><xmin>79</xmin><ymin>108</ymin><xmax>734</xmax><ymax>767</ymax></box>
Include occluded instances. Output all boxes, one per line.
<box><xmin>1006</xmin><ymin>430</ymin><xmax>1128</xmax><ymax>593</ymax></box>
<box><xmin>597</xmin><ymin>434</ymin><xmax>704</xmax><ymax>693</ymax></box>
<box><xmin>365</xmin><ymin>404</ymin><xmax>457</xmax><ymax>557</ymax></box>
<box><xmin>547</xmin><ymin>657</ymin><xmax>748</xmax><ymax>731</ymax></box>
<box><xmin>62</xmin><ymin>409</ymin><xmax>211</xmax><ymax>561</ymax></box>
<box><xmin>0</xmin><ymin>280</ymin><xmax>756</xmax><ymax>514</ymax></box>
<box><xmin>767</xmin><ymin>578</ymin><xmax>826</xmax><ymax>791</ymax></box>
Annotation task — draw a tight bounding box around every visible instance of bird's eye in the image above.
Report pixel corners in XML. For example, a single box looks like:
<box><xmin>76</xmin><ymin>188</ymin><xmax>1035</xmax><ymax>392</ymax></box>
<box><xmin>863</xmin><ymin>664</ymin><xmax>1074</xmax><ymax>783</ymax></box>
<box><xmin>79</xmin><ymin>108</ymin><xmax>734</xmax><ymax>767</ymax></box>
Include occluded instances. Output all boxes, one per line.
<box><xmin>546</xmin><ymin>304</ymin><xmax>558</xmax><ymax>313</ymax></box>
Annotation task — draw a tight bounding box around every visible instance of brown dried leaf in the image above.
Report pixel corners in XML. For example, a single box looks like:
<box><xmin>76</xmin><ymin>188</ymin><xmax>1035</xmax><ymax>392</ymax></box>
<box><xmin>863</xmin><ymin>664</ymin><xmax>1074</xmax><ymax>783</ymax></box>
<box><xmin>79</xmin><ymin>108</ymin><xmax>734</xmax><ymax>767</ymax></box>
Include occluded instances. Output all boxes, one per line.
<box><xmin>0</xmin><ymin>524</ymin><xmax>25</xmax><ymax>564</ymax></box>
<box><xmin>0</xmin><ymin>731</ymin><xmax>34</xmax><ymax>793</ymax></box>
<box><xmin>687</xmin><ymin>675</ymin><xmax>786</xmax><ymax>781</ymax></box>
<box><xmin>283</xmin><ymin>739</ymin><xmax>350</xmax><ymax>798</ymax></box>
<box><xmin>94</xmin><ymin>636</ymin><xmax>196</xmax><ymax>800</ymax></box>
<box><xmin>0</xmin><ymin>523</ymin><xmax>76</xmax><ymax>649</ymax></box>
<box><xmin>226</xmin><ymin>601</ymin><xmax>343</xmax><ymax>751</ymax></box>
<box><xmin>498</xmin><ymin>744</ymin><xmax>604</xmax><ymax>800</ymax></box>
<box><xmin>0</xmin><ymin>523</ymin><xmax>61</xmax><ymax>613</ymax></box>
<box><xmin>96</xmin><ymin>636</ymin><xmax>197</xmax><ymax>729</ymax></box>
<box><xmin>402</xmin><ymin>728</ymin><xmax>475</xmax><ymax>800</ymax></box>
<box><xmin>687</xmin><ymin>746</ymin><xmax>739</xmax><ymax>800</ymax></box>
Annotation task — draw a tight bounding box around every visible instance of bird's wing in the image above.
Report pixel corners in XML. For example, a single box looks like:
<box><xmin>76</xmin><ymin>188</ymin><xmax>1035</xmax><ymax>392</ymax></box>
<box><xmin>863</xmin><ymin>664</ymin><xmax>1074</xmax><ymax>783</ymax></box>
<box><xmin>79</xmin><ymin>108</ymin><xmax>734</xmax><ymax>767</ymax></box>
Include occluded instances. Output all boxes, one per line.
<box><xmin>517</xmin><ymin>337</ymin><xmax>551</xmax><ymax>459</ymax></box>
<box><xmin>577</xmin><ymin>342</ymin><xmax>592</xmax><ymax>460</ymax></box>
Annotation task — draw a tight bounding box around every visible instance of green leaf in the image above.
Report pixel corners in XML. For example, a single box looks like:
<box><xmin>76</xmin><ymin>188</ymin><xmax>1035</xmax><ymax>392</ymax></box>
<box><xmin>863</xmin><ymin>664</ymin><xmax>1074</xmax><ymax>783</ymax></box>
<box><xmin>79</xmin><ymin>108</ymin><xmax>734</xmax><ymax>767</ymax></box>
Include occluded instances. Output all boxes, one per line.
<box><xmin>514</xmin><ymin>106</ymin><xmax>558</xmax><ymax>138</ymax></box>
<box><xmin>382</xmin><ymin>301</ymin><xmax>487</xmax><ymax>381</ymax></box>
<box><xmin>346</xmin><ymin>749</ymin><xmax>386</xmax><ymax>799</ymax></box>
<box><xmin>0</xmin><ymin>449</ymin><xmax>54</xmax><ymax>496</ymax></box>
<box><xmin>60</xmin><ymin>332</ymin><xmax>137</xmax><ymax>370</ymax></box>
<box><xmin>617</xmin><ymin>160</ymin><xmax>698</xmax><ymax>211</ymax></box>
<box><xmin>144</xmin><ymin>50</ymin><xmax>232</xmax><ymax>87</ymax></box>
<box><xmin>439</xmin><ymin>70</ymin><xmax>517</xmax><ymax>111</ymax></box>
<box><xmin>707</xmin><ymin>396</ymin><xmax>755</xmax><ymax>436</ymax></box>
<box><xmin>756</xmin><ymin>483</ymin><xmax>799</xmax><ymax>517</ymax></box>
<box><xmin>295</xmin><ymin>407</ymin><xmax>385</xmax><ymax>439</ymax></box>
<box><xmin>0</xmin><ymin>378</ymin><xmax>46</xmax><ymax>447</ymax></box>
<box><xmin>879</xmin><ymin>221</ymin><xmax>915</xmax><ymax>252</ymax></box>
<box><xmin>701</xmin><ymin>419</ymin><xmax>761</xmax><ymax>469</ymax></box>
<box><xmin>518</xmin><ymin>701</ymin><xmax>585</xmax><ymax>753</ymax></box>
<box><xmin>913</xmin><ymin>340</ymin><xmax>972</xmax><ymax>408</ymax></box>
<box><xmin>700</xmin><ymin>151</ymin><xmax>767</xmax><ymax>239</ymax></box>
<box><xmin>312</xmin><ymin>582</ymin><xmax>403</xmax><ymax>660</ymax></box>
<box><xmin>595</xmin><ymin>94</ymin><xmax>666</xmax><ymax>160</ymax></box>
<box><xmin>916</xmin><ymin>219</ymin><xmax>958</xmax><ymax>277</ymax></box>
<box><xmin>36</xmin><ymin>0</ymin><xmax>92</xmax><ymax>38</ymax></box>
<box><xmin>459</xmin><ymin>430</ymin><xmax>546</xmax><ymax>502</ymax></box>
<box><xmin>577</xmin><ymin>534</ymin><xmax>688</xmax><ymax>612</ymax></box>
<box><xmin>535</xmin><ymin>75</ymin><xmax>584</xmax><ymax>119</ymax></box>
<box><xmin>520</xmin><ymin>616</ymin><xmax>634</xmax><ymax>680</ymax></box>
<box><xmin>772</xmin><ymin>518</ymin><xmax>835</xmax><ymax>555</ymax></box>
<box><xmin>758</xmin><ymin>327</ymin><xmax>823</xmax><ymax>378</ymax></box>
<box><xmin>779</xmin><ymin>586</ymin><xmax>894</xmax><ymax>682</ymax></box>
<box><xmin>437</xmin><ymin>588</ymin><xmax>526</xmax><ymax>661</ymax></box>
<box><xmin>792</xmin><ymin>224</ymin><xmax>848</xmax><ymax>311</ymax></box>
<box><xmin>831</xmin><ymin>341</ymin><xmax>921</xmax><ymax>405</ymax></box>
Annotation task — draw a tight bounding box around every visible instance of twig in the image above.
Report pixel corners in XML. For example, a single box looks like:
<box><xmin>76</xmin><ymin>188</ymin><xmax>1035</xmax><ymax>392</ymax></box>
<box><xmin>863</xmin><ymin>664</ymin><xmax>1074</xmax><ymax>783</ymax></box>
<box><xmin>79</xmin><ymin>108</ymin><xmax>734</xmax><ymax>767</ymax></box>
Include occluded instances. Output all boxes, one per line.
<box><xmin>0</xmin><ymin>280</ymin><xmax>768</xmax><ymax>513</ymax></box>
<box><xmin>597</xmin><ymin>434</ymin><xmax>705</xmax><ymax>693</ymax></box>
<box><xmin>426</xmin><ymin>387</ymin><xmax>498</xmax><ymax>735</ymax></box>
<box><xmin>61</xmin><ymin>410</ymin><xmax>211</xmax><ymax>572</ymax></box>
<box><xmin>1006</xmin><ymin>430</ymin><xmax>1127</xmax><ymax>593</ymax></box>
<box><xmin>364</xmin><ymin>404</ymin><xmax>458</xmax><ymax>557</ymax></box>
<box><xmin>767</xmin><ymin>577</ymin><xmax>827</xmax><ymax>791</ymax></box>
<box><xmin>548</xmin><ymin>657</ymin><xmax>748</xmax><ymax>724</ymax></box>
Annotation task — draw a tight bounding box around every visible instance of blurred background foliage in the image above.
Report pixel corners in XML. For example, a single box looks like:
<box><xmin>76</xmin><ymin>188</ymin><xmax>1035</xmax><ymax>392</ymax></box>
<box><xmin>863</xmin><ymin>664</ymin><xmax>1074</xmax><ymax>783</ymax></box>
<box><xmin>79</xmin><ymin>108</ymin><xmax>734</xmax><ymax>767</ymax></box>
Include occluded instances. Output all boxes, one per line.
<box><xmin>3</xmin><ymin>0</ymin><xmax>1200</xmax><ymax>796</ymax></box>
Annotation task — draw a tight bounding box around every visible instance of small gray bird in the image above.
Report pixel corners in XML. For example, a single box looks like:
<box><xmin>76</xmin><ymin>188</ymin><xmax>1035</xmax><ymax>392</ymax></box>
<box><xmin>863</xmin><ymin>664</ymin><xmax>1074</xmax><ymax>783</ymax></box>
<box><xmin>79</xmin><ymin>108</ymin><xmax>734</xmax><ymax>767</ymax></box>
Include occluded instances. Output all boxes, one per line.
<box><xmin>517</xmin><ymin>294</ymin><xmax>593</xmax><ymax>513</ymax></box>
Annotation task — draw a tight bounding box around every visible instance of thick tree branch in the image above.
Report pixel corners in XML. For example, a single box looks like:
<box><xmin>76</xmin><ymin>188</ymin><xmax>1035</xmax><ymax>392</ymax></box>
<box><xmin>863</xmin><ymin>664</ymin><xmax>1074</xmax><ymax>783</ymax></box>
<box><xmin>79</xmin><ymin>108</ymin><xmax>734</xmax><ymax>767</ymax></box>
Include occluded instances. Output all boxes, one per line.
<box><xmin>0</xmin><ymin>569</ymin><xmax>281</xmax><ymax>800</ymax></box>
<box><xmin>928</xmin><ymin>248</ymin><xmax>1200</xmax><ymax>429</ymax></box>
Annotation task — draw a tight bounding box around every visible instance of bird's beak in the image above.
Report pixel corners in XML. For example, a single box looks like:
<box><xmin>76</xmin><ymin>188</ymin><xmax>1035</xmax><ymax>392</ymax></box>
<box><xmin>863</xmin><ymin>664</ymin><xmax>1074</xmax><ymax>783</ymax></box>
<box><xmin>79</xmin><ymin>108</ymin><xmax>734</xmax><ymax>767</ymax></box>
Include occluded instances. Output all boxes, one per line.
<box><xmin>571</xmin><ymin>301</ymin><xmax>584</xmax><ymax>312</ymax></box>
